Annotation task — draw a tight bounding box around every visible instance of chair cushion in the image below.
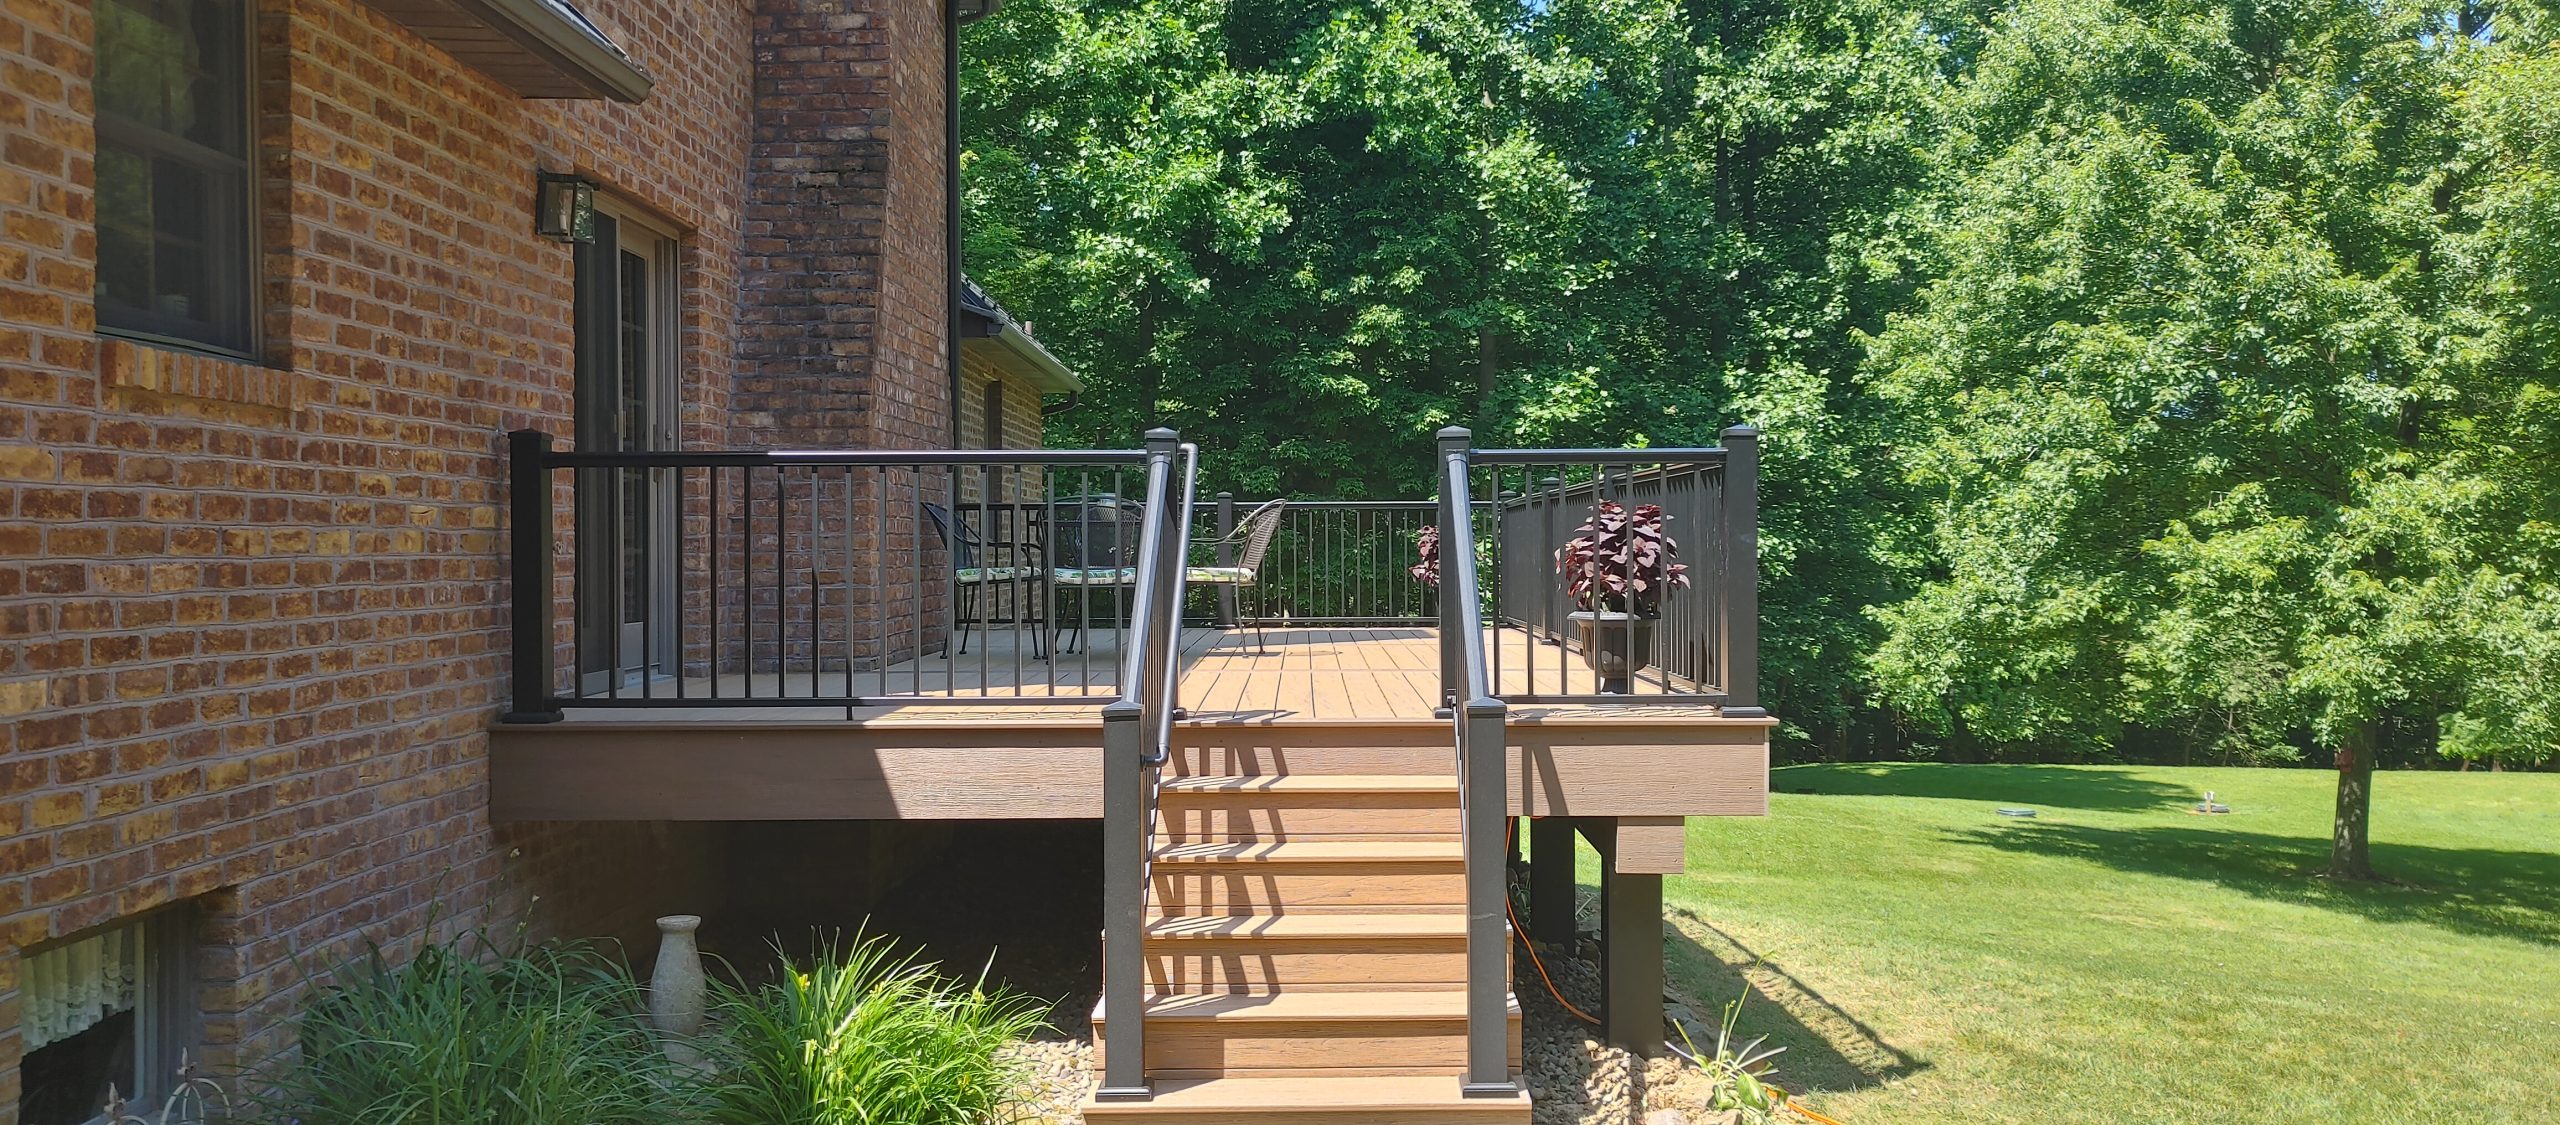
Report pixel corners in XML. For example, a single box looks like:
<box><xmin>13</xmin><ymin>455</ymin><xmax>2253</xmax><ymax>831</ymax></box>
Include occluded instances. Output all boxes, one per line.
<box><xmin>1051</xmin><ymin>566</ymin><xmax>1140</xmax><ymax>586</ymax></box>
<box><xmin>955</xmin><ymin>566</ymin><xmax>1038</xmax><ymax>584</ymax></box>
<box><xmin>1184</xmin><ymin>565</ymin><xmax>1256</xmax><ymax>584</ymax></box>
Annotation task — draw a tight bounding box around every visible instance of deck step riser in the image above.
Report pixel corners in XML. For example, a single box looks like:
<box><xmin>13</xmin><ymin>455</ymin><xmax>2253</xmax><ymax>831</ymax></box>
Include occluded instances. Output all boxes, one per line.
<box><xmin>1169</xmin><ymin>746</ymin><xmax>1453</xmax><ymax>777</ymax></box>
<box><xmin>1152</xmin><ymin>870</ymin><xmax>1465</xmax><ymax>913</ymax></box>
<box><xmin>1163</xmin><ymin>806</ymin><xmax>1460</xmax><ymax>840</ymax></box>
<box><xmin>1147</xmin><ymin>946</ymin><xmax>1467</xmax><ymax>991</ymax></box>
<box><xmin>1084</xmin><ymin>1107</ymin><xmax>1528</xmax><ymax>1125</ymax></box>
<box><xmin>1094</xmin><ymin>1020</ymin><xmax>1521</xmax><ymax>1075</ymax></box>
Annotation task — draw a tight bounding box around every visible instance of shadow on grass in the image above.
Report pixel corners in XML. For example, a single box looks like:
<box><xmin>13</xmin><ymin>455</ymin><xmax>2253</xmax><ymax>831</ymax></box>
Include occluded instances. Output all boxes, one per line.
<box><xmin>1662</xmin><ymin>904</ymin><xmax>1928</xmax><ymax>1097</ymax></box>
<box><xmin>1943</xmin><ymin>821</ymin><xmax>2560</xmax><ymax>947</ymax></box>
<box><xmin>1775</xmin><ymin>762</ymin><xmax>2196</xmax><ymax>813</ymax></box>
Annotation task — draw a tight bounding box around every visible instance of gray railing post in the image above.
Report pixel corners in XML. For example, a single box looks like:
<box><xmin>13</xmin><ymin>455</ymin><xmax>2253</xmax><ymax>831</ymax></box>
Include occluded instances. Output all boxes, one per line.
<box><xmin>1097</xmin><ymin>700</ymin><xmax>1149</xmax><ymax>1098</ymax></box>
<box><xmin>1214</xmin><ymin>491</ymin><xmax>1236</xmax><ymax>625</ymax></box>
<box><xmin>503</xmin><ymin>430</ymin><xmax>562</xmax><ymax>724</ymax></box>
<box><xmin>1461</xmin><ymin>697</ymin><xmax>1512</xmax><ymax>1095</ymax></box>
<box><xmin>1436</xmin><ymin>427</ymin><xmax>1469</xmax><ymax>713</ymax></box>
<box><xmin>1719</xmin><ymin>425</ymin><xmax>1763</xmax><ymax>718</ymax></box>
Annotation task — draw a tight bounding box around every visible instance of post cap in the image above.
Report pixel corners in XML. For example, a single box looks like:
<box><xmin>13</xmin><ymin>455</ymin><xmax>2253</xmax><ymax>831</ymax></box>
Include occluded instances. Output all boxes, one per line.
<box><xmin>1720</xmin><ymin>424</ymin><xmax>1761</xmax><ymax>441</ymax></box>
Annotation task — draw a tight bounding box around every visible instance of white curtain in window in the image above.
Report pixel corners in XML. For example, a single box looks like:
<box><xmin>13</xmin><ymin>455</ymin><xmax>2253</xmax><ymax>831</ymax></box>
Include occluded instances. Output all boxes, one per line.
<box><xmin>22</xmin><ymin>927</ymin><xmax>138</xmax><ymax>1050</ymax></box>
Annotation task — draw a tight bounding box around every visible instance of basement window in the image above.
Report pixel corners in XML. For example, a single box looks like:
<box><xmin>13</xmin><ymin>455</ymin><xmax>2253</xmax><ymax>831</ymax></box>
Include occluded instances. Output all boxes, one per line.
<box><xmin>16</xmin><ymin>912</ymin><xmax>194</xmax><ymax>1125</ymax></box>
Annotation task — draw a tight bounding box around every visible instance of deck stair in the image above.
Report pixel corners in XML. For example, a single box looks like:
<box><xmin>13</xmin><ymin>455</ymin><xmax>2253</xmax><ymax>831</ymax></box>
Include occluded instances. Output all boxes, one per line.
<box><xmin>1083</xmin><ymin>730</ymin><xmax>1530</xmax><ymax>1123</ymax></box>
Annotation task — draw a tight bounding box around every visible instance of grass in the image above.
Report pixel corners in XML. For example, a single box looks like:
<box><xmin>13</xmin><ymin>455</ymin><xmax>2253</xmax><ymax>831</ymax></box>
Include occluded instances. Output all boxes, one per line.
<box><xmin>257</xmin><ymin>936</ymin><xmax>697</xmax><ymax>1124</ymax></box>
<box><xmin>704</xmin><ymin>931</ymin><xmax>1043</xmax><ymax>1125</ymax></box>
<box><xmin>1597</xmin><ymin>764</ymin><xmax>2560</xmax><ymax>1123</ymax></box>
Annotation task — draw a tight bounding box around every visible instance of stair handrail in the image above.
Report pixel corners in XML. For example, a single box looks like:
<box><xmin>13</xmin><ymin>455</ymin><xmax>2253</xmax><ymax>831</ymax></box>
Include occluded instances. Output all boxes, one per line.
<box><xmin>1098</xmin><ymin>427</ymin><xmax>1195</xmax><ymax>1101</ymax></box>
<box><xmin>1435</xmin><ymin>427</ymin><xmax>1519</xmax><ymax>1099</ymax></box>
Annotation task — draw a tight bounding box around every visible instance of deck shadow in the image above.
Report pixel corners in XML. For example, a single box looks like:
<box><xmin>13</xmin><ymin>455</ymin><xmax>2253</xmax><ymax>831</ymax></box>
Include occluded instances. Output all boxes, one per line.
<box><xmin>1660</xmin><ymin>904</ymin><xmax>1927</xmax><ymax>1096</ymax></box>
<box><xmin>1941</xmin><ymin>821</ymin><xmax>2560</xmax><ymax>946</ymax></box>
<box><xmin>1774</xmin><ymin>762</ymin><xmax>2194</xmax><ymax>812</ymax></box>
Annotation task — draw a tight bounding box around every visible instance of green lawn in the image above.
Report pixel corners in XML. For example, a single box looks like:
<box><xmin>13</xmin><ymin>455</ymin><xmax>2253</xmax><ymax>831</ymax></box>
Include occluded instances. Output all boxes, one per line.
<box><xmin>1616</xmin><ymin>764</ymin><xmax>2560</xmax><ymax>1123</ymax></box>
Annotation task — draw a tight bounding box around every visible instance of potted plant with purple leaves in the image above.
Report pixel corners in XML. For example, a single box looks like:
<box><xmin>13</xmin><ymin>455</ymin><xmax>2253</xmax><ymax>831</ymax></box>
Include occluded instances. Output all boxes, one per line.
<box><xmin>1556</xmin><ymin>500</ymin><xmax>1688</xmax><ymax>691</ymax></box>
<box><xmin>1410</xmin><ymin>525</ymin><xmax>1441</xmax><ymax>587</ymax></box>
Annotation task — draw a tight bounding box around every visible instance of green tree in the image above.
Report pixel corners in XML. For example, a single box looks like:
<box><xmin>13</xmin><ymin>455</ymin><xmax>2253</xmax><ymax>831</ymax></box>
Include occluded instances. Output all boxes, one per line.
<box><xmin>965</xmin><ymin>0</ymin><xmax>1954</xmax><ymax>748</ymax></box>
<box><xmin>1868</xmin><ymin>0</ymin><xmax>2559</xmax><ymax>876</ymax></box>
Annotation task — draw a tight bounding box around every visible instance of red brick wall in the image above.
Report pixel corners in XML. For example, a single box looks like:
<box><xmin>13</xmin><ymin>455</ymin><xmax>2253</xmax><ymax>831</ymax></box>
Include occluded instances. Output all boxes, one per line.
<box><xmin>733</xmin><ymin>0</ymin><xmax>954</xmax><ymax>670</ymax></box>
<box><xmin>0</xmin><ymin>0</ymin><xmax>956</xmax><ymax>1108</ymax></box>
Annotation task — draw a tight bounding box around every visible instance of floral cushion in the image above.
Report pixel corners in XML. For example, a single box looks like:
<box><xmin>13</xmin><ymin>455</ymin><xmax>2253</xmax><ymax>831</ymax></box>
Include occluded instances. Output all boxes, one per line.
<box><xmin>1051</xmin><ymin>566</ymin><xmax>1141</xmax><ymax>585</ymax></box>
<box><xmin>1184</xmin><ymin>565</ymin><xmax>1256</xmax><ymax>584</ymax></box>
<box><xmin>954</xmin><ymin>566</ymin><xmax>1038</xmax><ymax>584</ymax></box>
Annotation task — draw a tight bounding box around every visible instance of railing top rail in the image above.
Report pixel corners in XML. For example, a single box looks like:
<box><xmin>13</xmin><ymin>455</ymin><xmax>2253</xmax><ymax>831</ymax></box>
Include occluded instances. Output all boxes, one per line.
<box><xmin>533</xmin><ymin>445</ymin><xmax>1151</xmax><ymax>470</ymax></box>
<box><xmin>1111</xmin><ymin>431</ymin><xmax>1193</xmax><ymax>716</ymax></box>
<box><xmin>1207</xmin><ymin>498</ymin><xmax>1437</xmax><ymax>510</ymax></box>
<box><xmin>1439</xmin><ymin>442</ymin><xmax>1498</xmax><ymax>711</ymax></box>
<box><xmin>1471</xmin><ymin>446</ymin><xmax>1727</xmax><ymax>465</ymax></box>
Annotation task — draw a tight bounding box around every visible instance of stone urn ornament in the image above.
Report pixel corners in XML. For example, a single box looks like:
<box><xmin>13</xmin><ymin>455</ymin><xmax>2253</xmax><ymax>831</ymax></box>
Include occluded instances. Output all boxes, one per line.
<box><xmin>1556</xmin><ymin>500</ymin><xmax>1688</xmax><ymax>692</ymax></box>
<box><xmin>649</xmin><ymin>915</ymin><xmax>708</xmax><ymax>1071</ymax></box>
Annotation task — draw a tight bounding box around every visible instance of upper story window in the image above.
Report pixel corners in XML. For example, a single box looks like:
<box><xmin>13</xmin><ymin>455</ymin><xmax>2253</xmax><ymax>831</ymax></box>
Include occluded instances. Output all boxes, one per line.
<box><xmin>93</xmin><ymin>0</ymin><xmax>258</xmax><ymax>357</ymax></box>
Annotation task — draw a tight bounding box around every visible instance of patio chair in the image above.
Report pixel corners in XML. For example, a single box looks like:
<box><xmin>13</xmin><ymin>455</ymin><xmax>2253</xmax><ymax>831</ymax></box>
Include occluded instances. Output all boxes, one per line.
<box><xmin>920</xmin><ymin>502</ymin><xmax>1048</xmax><ymax>658</ymax></box>
<box><xmin>1188</xmin><ymin>498</ymin><xmax>1287</xmax><ymax>653</ymax></box>
<box><xmin>1045</xmin><ymin>496</ymin><xmax>1147</xmax><ymax>654</ymax></box>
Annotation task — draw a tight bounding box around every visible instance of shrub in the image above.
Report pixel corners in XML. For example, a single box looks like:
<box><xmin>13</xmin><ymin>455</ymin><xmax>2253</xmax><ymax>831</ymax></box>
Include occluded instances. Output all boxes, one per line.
<box><xmin>255</xmin><ymin>935</ymin><xmax>696</xmax><ymax>1124</ymax></box>
<box><xmin>705</xmin><ymin>931</ymin><xmax>1043</xmax><ymax>1125</ymax></box>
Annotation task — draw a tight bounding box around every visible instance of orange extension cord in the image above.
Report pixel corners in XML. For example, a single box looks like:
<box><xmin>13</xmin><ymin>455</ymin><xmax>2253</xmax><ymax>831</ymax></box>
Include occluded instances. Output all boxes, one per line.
<box><xmin>1507</xmin><ymin>820</ymin><xmax>1846</xmax><ymax>1125</ymax></box>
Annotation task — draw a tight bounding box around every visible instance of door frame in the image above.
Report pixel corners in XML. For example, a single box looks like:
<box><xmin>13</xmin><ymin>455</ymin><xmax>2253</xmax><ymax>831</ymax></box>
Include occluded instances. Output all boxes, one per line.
<box><xmin>573</xmin><ymin>200</ymin><xmax>682</xmax><ymax>694</ymax></box>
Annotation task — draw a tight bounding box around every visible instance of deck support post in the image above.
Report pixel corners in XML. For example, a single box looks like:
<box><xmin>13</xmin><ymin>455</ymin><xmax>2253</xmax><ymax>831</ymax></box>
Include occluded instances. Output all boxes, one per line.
<box><xmin>1530</xmin><ymin>816</ymin><xmax>1577</xmax><ymax>947</ymax></box>
<box><xmin>1097</xmin><ymin>701</ymin><xmax>1150</xmax><ymax>1100</ymax></box>
<box><xmin>1597</xmin><ymin>819</ymin><xmax>1665</xmax><ymax>1058</ymax></box>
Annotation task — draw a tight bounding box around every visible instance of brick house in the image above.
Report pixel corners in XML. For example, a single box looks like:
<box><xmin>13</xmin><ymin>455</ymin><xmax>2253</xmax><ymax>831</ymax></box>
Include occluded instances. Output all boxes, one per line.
<box><xmin>0</xmin><ymin>0</ymin><xmax>1025</xmax><ymax>1111</ymax></box>
<box><xmin>1</xmin><ymin>0</ymin><xmax>1774</xmax><ymax>1110</ymax></box>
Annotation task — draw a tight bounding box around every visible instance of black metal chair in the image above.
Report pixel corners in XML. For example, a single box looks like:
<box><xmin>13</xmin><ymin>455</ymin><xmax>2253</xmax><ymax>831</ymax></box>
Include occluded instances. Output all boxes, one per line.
<box><xmin>1045</xmin><ymin>496</ymin><xmax>1147</xmax><ymax>654</ymax></box>
<box><xmin>920</xmin><ymin>501</ymin><xmax>1049</xmax><ymax>658</ymax></box>
<box><xmin>1189</xmin><ymin>498</ymin><xmax>1287</xmax><ymax>653</ymax></box>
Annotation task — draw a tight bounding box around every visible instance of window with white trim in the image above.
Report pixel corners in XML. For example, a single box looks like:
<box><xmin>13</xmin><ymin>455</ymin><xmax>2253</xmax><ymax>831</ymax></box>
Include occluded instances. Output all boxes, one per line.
<box><xmin>16</xmin><ymin>911</ymin><xmax>194</xmax><ymax>1125</ymax></box>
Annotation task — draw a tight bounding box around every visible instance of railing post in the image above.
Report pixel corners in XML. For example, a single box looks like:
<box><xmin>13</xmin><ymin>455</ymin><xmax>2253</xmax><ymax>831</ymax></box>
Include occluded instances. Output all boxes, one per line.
<box><xmin>1461</xmin><ymin>695</ymin><xmax>1515</xmax><ymax>1097</ymax></box>
<box><xmin>1097</xmin><ymin>701</ymin><xmax>1149</xmax><ymax>1099</ymax></box>
<box><xmin>1143</xmin><ymin>428</ymin><xmax>1185</xmax><ymax>716</ymax></box>
<box><xmin>1213</xmin><ymin>491</ymin><xmax>1236</xmax><ymax>625</ymax></box>
<box><xmin>1719</xmin><ymin>425</ymin><xmax>1763</xmax><ymax>718</ymax></box>
<box><xmin>502</xmin><ymin>430</ymin><xmax>563</xmax><ymax>724</ymax></box>
<box><xmin>1436</xmin><ymin>427</ymin><xmax>1470</xmax><ymax>713</ymax></box>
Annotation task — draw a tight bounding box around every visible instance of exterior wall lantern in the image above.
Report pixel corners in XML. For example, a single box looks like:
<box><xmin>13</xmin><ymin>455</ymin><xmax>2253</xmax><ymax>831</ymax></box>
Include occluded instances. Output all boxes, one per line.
<box><xmin>535</xmin><ymin>172</ymin><xmax>597</xmax><ymax>243</ymax></box>
<box><xmin>953</xmin><ymin>0</ymin><xmax>1001</xmax><ymax>25</ymax></box>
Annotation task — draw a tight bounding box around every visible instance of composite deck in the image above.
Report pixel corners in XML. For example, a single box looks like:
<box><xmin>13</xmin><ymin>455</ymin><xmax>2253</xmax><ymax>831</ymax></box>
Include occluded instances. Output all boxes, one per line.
<box><xmin>551</xmin><ymin>626</ymin><xmax>1719</xmax><ymax>723</ymax></box>
<box><xmin>489</xmin><ymin>626</ymin><xmax>1770</xmax><ymax>834</ymax></box>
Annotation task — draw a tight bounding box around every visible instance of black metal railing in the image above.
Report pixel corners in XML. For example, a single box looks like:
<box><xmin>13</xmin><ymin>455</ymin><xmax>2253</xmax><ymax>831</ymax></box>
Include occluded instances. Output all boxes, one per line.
<box><xmin>1434</xmin><ymin>428</ymin><xmax>1518</xmax><ymax>1100</ymax></box>
<box><xmin>1194</xmin><ymin>496</ymin><xmax>1438</xmax><ymax>624</ymax></box>
<box><xmin>500</xmin><ymin>430</ymin><xmax>1180</xmax><ymax>721</ymax></box>
<box><xmin>1099</xmin><ymin>430</ymin><xmax>1195</xmax><ymax>1101</ymax></box>
<box><xmin>1468</xmin><ymin>428</ymin><xmax>1761</xmax><ymax>709</ymax></box>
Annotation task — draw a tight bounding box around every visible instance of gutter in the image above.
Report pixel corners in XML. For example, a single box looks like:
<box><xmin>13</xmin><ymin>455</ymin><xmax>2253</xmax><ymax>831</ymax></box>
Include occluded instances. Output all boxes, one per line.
<box><xmin>460</xmin><ymin>0</ymin><xmax>653</xmax><ymax>102</ymax></box>
<box><xmin>979</xmin><ymin>320</ymin><xmax>1083</xmax><ymax>396</ymax></box>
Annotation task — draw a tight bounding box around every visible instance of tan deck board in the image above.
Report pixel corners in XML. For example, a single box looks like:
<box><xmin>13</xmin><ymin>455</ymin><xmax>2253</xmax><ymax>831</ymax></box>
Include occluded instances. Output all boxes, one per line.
<box><xmin>552</xmin><ymin>624</ymin><xmax>1725</xmax><ymax>724</ymax></box>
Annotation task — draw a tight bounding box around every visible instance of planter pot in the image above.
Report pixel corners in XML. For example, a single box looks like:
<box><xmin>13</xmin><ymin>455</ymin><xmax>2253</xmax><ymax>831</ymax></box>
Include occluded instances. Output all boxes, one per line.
<box><xmin>1568</xmin><ymin>610</ymin><xmax>1654</xmax><ymax>693</ymax></box>
<box><xmin>650</xmin><ymin>915</ymin><xmax>708</xmax><ymax>1071</ymax></box>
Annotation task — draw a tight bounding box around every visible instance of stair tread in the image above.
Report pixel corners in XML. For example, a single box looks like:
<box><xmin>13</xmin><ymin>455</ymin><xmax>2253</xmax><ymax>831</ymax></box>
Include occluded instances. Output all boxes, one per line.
<box><xmin>1144</xmin><ymin>913</ymin><xmax>1467</xmax><ymax>940</ymax></box>
<box><xmin>1162</xmin><ymin>774</ymin><xmax>1457</xmax><ymax>794</ymax></box>
<box><xmin>1091</xmin><ymin>1074</ymin><xmax>1531</xmax><ymax>1112</ymax></box>
<box><xmin>1106</xmin><ymin>991</ymin><xmax>1519</xmax><ymax>1022</ymax></box>
<box><xmin>1154</xmin><ymin>840</ymin><xmax>1461</xmax><ymax>864</ymax></box>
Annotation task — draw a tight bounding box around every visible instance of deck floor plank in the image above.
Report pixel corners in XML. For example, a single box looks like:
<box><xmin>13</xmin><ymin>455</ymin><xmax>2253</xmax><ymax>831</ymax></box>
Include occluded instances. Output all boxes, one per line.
<box><xmin>554</xmin><ymin>625</ymin><xmax>1721</xmax><ymax>724</ymax></box>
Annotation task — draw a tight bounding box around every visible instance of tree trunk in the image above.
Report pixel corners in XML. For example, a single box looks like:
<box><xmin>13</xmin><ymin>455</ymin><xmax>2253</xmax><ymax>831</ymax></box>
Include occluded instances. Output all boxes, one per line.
<box><xmin>2329</xmin><ymin>726</ymin><xmax>2376</xmax><ymax>880</ymax></box>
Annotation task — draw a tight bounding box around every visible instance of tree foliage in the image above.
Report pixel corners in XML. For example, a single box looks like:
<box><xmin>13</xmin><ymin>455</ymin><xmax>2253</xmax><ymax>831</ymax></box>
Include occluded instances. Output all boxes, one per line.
<box><xmin>961</xmin><ymin>0</ymin><xmax>2560</xmax><ymax>813</ymax></box>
